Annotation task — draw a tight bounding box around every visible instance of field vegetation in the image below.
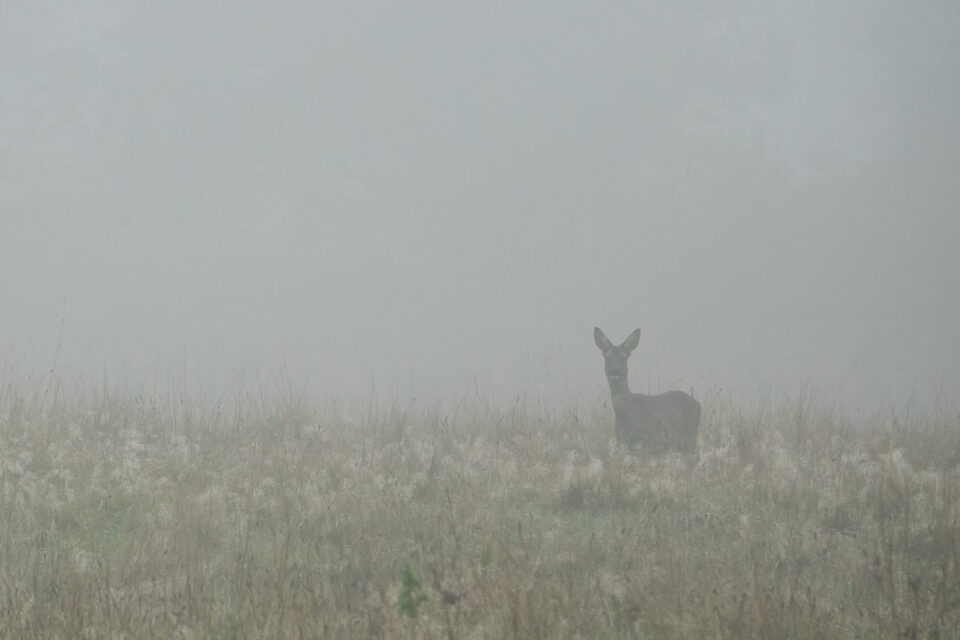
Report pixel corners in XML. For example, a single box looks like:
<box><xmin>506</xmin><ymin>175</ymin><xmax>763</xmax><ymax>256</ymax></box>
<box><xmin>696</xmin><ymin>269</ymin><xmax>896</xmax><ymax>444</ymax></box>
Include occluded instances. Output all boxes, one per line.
<box><xmin>1</xmin><ymin>379</ymin><xmax>958</xmax><ymax>638</ymax></box>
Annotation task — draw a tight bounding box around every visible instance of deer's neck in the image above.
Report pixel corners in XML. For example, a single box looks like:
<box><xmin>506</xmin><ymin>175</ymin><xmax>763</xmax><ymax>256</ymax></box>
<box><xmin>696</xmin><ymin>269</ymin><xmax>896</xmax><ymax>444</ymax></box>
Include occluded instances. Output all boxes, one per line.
<box><xmin>607</xmin><ymin>377</ymin><xmax>631</xmax><ymax>400</ymax></box>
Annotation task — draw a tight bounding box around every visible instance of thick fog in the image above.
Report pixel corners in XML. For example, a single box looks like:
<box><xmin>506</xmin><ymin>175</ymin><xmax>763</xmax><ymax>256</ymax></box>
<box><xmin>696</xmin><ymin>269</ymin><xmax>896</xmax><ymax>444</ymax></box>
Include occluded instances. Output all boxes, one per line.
<box><xmin>2</xmin><ymin>2</ymin><xmax>959</xmax><ymax>410</ymax></box>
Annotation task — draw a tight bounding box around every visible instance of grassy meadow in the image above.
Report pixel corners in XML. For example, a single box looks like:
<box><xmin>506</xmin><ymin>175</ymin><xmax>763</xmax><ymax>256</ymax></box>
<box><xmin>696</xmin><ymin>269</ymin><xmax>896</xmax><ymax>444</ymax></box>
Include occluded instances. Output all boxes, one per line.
<box><xmin>1</xmin><ymin>381</ymin><xmax>958</xmax><ymax>639</ymax></box>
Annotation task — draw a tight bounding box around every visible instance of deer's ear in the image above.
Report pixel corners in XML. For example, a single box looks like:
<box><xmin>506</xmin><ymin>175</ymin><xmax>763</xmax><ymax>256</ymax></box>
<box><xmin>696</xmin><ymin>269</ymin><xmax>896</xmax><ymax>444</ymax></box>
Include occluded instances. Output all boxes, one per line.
<box><xmin>620</xmin><ymin>329</ymin><xmax>641</xmax><ymax>353</ymax></box>
<box><xmin>594</xmin><ymin>327</ymin><xmax>613</xmax><ymax>351</ymax></box>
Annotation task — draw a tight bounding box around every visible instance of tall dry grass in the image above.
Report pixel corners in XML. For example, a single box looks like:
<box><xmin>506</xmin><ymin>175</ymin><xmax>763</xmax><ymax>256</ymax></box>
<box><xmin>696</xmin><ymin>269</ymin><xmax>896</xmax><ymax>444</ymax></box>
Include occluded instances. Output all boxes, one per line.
<box><xmin>0</xmin><ymin>380</ymin><xmax>958</xmax><ymax>638</ymax></box>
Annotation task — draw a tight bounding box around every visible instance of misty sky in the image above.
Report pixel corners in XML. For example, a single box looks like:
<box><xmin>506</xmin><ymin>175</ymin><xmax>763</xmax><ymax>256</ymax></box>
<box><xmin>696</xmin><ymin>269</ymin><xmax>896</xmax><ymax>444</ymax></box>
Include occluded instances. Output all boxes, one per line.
<box><xmin>2</xmin><ymin>1</ymin><xmax>959</xmax><ymax>409</ymax></box>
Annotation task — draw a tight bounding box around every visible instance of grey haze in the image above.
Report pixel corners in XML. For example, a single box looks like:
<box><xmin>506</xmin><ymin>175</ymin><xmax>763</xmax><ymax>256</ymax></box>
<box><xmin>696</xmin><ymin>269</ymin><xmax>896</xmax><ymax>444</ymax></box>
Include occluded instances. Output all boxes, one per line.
<box><xmin>2</xmin><ymin>1</ymin><xmax>958</xmax><ymax>410</ymax></box>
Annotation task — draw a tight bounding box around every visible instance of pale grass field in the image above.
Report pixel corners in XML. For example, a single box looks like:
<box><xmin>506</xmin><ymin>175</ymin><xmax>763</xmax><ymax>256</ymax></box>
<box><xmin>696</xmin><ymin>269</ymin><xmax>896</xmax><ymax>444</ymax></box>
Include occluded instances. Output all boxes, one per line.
<box><xmin>1</xmin><ymin>382</ymin><xmax>958</xmax><ymax>639</ymax></box>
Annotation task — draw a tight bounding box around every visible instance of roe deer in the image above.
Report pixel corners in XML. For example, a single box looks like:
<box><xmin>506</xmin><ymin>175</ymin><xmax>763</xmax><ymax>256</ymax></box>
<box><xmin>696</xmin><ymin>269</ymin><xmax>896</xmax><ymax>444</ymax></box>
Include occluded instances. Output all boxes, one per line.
<box><xmin>594</xmin><ymin>327</ymin><xmax>700</xmax><ymax>453</ymax></box>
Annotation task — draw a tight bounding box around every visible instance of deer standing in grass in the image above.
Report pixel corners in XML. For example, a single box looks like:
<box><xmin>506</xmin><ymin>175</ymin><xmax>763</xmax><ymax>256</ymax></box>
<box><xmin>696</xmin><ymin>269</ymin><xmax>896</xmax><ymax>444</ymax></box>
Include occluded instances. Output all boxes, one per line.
<box><xmin>594</xmin><ymin>327</ymin><xmax>700</xmax><ymax>453</ymax></box>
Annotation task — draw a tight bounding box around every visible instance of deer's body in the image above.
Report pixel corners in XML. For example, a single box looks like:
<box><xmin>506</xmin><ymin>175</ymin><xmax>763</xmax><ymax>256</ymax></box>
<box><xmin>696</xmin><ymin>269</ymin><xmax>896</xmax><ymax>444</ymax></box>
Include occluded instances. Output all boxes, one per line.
<box><xmin>594</xmin><ymin>327</ymin><xmax>700</xmax><ymax>454</ymax></box>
